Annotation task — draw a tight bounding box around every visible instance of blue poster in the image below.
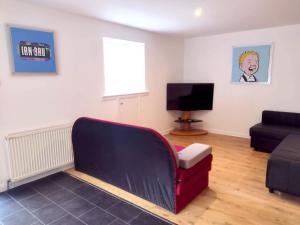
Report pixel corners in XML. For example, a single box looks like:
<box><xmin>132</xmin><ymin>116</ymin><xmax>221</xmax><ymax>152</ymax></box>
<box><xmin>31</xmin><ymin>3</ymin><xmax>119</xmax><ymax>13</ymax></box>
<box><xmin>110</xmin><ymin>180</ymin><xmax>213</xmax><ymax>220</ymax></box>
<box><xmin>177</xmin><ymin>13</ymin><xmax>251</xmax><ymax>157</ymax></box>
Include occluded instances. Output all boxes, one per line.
<box><xmin>231</xmin><ymin>44</ymin><xmax>272</xmax><ymax>84</ymax></box>
<box><xmin>9</xmin><ymin>26</ymin><xmax>57</xmax><ymax>73</ymax></box>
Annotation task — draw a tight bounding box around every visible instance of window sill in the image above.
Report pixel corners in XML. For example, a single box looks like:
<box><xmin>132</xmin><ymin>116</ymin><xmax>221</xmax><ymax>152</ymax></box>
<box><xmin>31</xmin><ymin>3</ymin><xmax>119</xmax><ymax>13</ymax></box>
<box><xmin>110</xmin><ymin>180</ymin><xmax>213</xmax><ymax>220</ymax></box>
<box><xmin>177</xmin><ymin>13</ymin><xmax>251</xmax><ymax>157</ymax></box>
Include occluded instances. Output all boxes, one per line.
<box><xmin>102</xmin><ymin>91</ymin><xmax>149</xmax><ymax>101</ymax></box>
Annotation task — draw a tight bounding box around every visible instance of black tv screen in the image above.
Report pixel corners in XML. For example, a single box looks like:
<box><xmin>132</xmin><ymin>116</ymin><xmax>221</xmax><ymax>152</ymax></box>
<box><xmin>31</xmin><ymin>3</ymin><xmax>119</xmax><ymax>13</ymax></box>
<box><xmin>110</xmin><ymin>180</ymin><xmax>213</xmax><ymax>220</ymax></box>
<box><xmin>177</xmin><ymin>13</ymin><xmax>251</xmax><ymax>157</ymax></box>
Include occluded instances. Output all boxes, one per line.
<box><xmin>167</xmin><ymin>83</ymin><xmax>214</xmax><ymax>111</ymax></box>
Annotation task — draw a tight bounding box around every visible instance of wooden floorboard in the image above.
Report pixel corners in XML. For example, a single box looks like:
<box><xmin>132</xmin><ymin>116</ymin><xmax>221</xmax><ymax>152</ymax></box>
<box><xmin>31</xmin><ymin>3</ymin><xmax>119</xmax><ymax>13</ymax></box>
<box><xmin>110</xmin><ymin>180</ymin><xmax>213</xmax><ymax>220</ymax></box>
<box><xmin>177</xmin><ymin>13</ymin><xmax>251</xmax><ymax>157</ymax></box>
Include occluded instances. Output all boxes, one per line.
<box><xmin>68</xmin><ymin>133</ymin><xmax>300</xmax><ymax>225</ymax></box>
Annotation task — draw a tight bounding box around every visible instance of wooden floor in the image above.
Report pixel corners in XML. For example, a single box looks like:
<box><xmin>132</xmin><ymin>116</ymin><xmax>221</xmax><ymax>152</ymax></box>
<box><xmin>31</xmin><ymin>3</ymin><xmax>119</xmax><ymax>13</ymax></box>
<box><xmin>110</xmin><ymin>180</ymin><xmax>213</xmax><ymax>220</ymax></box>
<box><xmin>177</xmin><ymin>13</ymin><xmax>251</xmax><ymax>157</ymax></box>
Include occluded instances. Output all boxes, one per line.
<box><xmin>68</xmin><ymin>133</ymin><xmax>300</xmax><ymax>225</ymax></box>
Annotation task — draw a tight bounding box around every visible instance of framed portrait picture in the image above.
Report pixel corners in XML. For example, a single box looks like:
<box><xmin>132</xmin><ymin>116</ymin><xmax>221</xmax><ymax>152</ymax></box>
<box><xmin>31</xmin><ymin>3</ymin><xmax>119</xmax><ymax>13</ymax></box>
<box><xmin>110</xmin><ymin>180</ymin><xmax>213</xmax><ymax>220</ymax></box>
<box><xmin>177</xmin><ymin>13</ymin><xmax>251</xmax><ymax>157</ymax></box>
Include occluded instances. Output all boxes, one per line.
<box><xmin>231</xmin><ymin>44</ymin><xmax>273</xmax><ymax>84</ymax></box>
<box><xmin>8</xmin><ymin>25</ymin><xmax>57</xmax><ymax>73</ymax></box>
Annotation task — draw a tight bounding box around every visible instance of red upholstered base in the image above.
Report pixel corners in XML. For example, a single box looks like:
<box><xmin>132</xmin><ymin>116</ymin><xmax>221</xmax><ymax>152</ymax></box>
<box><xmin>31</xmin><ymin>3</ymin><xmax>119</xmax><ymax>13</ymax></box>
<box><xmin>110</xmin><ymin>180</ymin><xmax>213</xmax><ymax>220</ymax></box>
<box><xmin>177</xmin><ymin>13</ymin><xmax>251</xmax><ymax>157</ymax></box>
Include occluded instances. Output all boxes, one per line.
<box><xmin>174</xmin><ymin>145</ymin><xmax>213</xmax><ymax>213</ymax></box>
<box><xmin>174</xmin><ymin>144</ymin><xmax>185</xmax><ymax>151</ymax></box>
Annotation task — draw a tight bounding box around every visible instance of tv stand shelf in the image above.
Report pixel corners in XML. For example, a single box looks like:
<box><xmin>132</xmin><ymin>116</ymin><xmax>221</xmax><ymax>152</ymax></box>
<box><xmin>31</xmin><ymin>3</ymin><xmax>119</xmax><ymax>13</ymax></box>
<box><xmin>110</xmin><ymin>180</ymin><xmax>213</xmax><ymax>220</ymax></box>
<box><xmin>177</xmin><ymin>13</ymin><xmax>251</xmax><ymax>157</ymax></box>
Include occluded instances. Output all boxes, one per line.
<box><xmin>170</xmin><ymin>111</ymin><xmax>208</xmax><ymax>136</ymax></box>
<box><xmin>175</xmin><ymin>118</ymin><xmax>202</xmax><ymax>123</ymax></box>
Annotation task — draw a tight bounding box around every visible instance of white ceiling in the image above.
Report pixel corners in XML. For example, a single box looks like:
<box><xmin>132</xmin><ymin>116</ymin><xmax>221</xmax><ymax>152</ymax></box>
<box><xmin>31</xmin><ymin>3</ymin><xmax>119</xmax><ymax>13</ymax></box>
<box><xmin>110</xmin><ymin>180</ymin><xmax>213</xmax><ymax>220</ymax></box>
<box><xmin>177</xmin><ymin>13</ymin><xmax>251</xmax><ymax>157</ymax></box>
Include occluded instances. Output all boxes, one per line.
<box><xmin>21</xmin><ymin>0</ymin><xmax>300</xmax><ymax>37</ymax></box>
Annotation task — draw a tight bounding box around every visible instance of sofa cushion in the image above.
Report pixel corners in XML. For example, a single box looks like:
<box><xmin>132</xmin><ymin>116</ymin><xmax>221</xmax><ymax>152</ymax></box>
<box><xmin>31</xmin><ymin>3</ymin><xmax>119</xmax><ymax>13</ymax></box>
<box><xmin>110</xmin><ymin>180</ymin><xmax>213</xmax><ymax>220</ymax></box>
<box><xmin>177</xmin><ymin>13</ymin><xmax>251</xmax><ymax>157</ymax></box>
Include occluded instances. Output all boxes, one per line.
<box><xmin>266</xmin><ymin>134</ymin><xmax>300</xmax><ymax>196</ymax></box>
<box><xmin>262</xmin><ymin>110</ymin><xmax>300</xmax><ymax>127</ymax></box>
<box><xmin>178</xmin><ymin>143</ymin><xmax>212</xmax><ymax>169</ymax></box>
<box><xmin>271</xmin><ymin>134</ymin><xmax>300</xmax><ymax>161</ymax></box>
<box><xmin>250</xmin><ymin>123</ymin><xmax>300</xmax><ymax>140</ymax></box>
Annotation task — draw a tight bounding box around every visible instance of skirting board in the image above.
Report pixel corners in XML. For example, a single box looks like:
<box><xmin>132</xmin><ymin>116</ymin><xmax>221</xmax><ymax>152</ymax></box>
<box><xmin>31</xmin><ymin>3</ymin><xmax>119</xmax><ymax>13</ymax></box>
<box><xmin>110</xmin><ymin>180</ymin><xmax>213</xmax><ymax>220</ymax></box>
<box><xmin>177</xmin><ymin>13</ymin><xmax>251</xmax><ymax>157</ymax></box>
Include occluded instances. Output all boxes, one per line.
<box><xmin>168</xmin><ymin>126</ymin><xmax>250</xmax><ymax>139</ymax></box>
<box><xmin>188</xmin><ymin>124</ymin><xmax>250</xmax><ymax>138</ymax></box>
<box><xmin>207</xmin><ymin>128</ymin><xmax>250</xmax><ymax>139</ymax></box>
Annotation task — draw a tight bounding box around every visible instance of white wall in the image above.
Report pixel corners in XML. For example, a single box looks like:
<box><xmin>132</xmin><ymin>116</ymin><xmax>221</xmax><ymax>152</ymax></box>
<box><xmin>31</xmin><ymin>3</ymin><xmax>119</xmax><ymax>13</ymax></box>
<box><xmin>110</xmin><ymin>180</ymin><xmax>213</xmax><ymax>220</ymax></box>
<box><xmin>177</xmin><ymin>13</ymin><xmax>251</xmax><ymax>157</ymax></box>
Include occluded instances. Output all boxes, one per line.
<box><xmin>184</xmin><ymin>24</ymin><xmax>300</xmax><ymax>138</ymax></box>
<box><xmin>0</xmin><ymin>0</ymin><xmax>183</xmax><ymax>191</ymax></box>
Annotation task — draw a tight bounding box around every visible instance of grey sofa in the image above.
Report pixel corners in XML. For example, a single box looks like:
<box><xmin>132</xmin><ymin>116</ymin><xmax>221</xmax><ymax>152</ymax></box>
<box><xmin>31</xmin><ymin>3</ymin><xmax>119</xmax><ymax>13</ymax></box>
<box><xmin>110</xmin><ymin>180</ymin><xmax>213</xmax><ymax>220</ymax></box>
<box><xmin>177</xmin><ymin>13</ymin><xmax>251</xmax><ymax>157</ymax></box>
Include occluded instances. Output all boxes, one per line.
<box><xmin>266</xmin><ymin>134</ymin><xmax>300</xmax><ymax>196</ymax></box>
<box><xmin>249</xmin><ymin>110</ymin><xmax>300</xmax><ymax>196</ymax></box>
<box><xmin>250</xmin><ymin>110</ymin><xmax>300</xmax><ymax>153</ymax></box>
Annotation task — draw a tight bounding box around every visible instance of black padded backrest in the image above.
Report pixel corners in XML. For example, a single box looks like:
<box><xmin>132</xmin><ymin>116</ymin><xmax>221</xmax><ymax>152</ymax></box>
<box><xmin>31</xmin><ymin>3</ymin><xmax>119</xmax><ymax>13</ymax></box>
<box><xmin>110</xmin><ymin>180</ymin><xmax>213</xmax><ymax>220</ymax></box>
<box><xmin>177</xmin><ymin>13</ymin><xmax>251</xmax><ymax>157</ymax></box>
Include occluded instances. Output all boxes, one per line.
<box><xmin>72</xmin><ymin>117</ymin><xmax>177</xmax><ymax>212</ymax></box>
<box><xmin>262</xmin><ymin>110</ymin><xmax>300</xmax><ymax>127</ymax></box>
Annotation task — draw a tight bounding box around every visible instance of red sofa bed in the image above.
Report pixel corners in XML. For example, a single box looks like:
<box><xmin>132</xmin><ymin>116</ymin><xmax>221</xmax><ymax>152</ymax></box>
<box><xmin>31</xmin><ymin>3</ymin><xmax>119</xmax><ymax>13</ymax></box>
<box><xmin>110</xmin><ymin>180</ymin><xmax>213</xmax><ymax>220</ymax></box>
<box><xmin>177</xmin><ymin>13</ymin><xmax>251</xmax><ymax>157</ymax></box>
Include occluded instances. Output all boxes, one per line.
<box><xmin>72</xmin><ymin>117</ymin><xmax>212</xmax><ymax>213</ymax></box>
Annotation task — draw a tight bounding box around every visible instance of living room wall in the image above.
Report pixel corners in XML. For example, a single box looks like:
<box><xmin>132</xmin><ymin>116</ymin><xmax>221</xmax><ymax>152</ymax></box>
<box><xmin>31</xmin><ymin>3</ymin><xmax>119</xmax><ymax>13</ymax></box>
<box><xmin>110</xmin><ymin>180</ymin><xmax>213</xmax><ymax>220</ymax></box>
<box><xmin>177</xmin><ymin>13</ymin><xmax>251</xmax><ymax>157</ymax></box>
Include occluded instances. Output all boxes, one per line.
<box><xmin>0</xmin><ymin>0</ymin><xmax>183</xmax><ymax>191</ymax></box>
<box><xmin>184</xmin><ymin>24</ymin><xmax>300</xmax><ymax>137</ymax></box>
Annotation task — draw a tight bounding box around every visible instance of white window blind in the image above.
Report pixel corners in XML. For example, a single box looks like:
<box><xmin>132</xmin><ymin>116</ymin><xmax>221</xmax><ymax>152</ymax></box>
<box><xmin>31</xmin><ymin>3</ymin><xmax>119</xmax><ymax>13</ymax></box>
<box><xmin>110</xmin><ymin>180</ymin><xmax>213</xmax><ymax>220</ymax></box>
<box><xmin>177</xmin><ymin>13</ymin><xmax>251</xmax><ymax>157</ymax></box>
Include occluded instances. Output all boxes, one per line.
<box><xmin>103</xmin><ymin>37</ymin><xmax>146</xmax><ymax>96</ymax></box>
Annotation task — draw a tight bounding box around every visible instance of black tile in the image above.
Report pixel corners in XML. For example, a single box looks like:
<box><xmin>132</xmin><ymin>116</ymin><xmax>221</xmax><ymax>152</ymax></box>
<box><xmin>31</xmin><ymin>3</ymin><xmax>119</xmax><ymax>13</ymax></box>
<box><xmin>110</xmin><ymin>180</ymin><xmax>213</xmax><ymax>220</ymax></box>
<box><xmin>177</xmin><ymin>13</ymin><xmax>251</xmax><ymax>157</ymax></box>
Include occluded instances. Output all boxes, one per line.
<box><xmin>33</xmin><ymin>203</ymin><xmax>67</xmax><ymax>224</ymax></box>
<box><xmin>29</xmin><ymin>176</ymin><xmax>51</xmax><ymax>184</ymax></box>
<box><xmin>48</xmin><ymin>172</ymin><xmax>69</xmax><ymax>182</ymax></box>
<box><xmin>8</xmin><ymin>185</ymin><xmax>36</xmax><ymax>201</ymax></box>
<box><xmin>31</xmin><ymin>222</ymin><xmax>43</xmax><ymax>225</ymax></box>
<box><xmin>1</xmin><ymin>209</ymin><xmax>37</xmax><ymax>225</ymax></box>
<box><xmin>61</xmin><ymin>197</ymin><xmax>94</xmax><ymax>217</ymax></box>
<box><xmin>52</xmin><ymin>175</ymin><xmax>84</xmax><ymax>190</ymax></box>
<box><xmin>88</xmin><ymin>191</ymin><xmax>121</xmax><ymax>210</ymax></box>
<box><xmin>0</xmin><ymin>199</ymin><xmax>23</xmax><ymax>219</ymax></box>
<box><xmin>72</xmin><ymin>183</ymin><xmax>101</xmax><ymax>200</ymax></box>
<box><xmin>130</xmin><ymin>212</ymin><xmax>175</xmax><ymax>225</ymax></box>
<box><xmin>2</xmin><ymin>173</ymin><xmax>174</xmax><ymax>225</ymax></box>
<box><xmin>79</xmin><ymin>208</ymin><xmax>115</xmax><ymax>225</ymax></box>
<box><xmin>50</xmin><ymin>214</ymin><xmax>85</xmax><ymax>225</ymax></box>
<box><xmin>46</xmin><ymin>189</ymin><xmax>76</xmax><ymax>205</ymax></box>
<box><xmin>110</xmin><ymin>219</ymin><xmax>129</xmax><ymax>225</ymax></box>
<box><xmin>20</xmin><ymin>194</ymin><xmax>51</xmax><ymax>212</ymax></box>
<box><xmin>0</xmin><ymin>193</ymin><xmax>13</xmax><ymax>205</ymax></box>
<box><xmin>107</xmin><ymin>201</ymin><xmax>142</xmax><ymax>222</ymax></box>
<box><xmin>31</xmin><ymin>179</ymin><xmax>62</xmax><ymax>196</ymax></box>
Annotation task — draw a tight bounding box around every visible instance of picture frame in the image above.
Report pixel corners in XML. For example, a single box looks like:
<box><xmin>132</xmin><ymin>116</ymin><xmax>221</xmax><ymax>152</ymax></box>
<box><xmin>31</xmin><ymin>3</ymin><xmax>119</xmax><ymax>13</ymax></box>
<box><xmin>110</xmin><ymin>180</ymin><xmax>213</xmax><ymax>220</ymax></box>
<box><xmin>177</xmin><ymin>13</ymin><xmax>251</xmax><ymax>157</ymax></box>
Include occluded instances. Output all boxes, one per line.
<box><xmin>8</xmin><ymin>25</ymin><xmax>57</xmax><ymax>73</ymax></box>
<box><xmin>231</xmin><ymin>44</ymin><xmax>273</xmax><ymax>84</ymax></box>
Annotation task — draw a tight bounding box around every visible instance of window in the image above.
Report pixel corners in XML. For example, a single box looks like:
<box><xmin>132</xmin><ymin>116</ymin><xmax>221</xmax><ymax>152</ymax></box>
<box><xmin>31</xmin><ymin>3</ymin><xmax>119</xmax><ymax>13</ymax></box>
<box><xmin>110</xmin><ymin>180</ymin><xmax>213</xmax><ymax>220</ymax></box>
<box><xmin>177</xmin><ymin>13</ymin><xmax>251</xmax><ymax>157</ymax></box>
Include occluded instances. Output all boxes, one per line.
<box><xmin>103</xmin><ymin>37</ymin><xmax>146</xmax><ymax>96</ymax></box>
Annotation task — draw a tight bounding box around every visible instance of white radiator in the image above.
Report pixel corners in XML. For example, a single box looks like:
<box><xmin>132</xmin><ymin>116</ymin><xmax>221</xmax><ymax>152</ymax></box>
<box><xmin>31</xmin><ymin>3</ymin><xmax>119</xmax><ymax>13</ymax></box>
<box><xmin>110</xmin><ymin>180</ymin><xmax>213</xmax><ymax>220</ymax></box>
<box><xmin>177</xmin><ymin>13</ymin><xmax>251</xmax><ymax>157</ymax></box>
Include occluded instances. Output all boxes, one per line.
<box><xmin>5</xmin><ymin>124</ymin><xmax>74</xmax><ymax>184</ymax></box>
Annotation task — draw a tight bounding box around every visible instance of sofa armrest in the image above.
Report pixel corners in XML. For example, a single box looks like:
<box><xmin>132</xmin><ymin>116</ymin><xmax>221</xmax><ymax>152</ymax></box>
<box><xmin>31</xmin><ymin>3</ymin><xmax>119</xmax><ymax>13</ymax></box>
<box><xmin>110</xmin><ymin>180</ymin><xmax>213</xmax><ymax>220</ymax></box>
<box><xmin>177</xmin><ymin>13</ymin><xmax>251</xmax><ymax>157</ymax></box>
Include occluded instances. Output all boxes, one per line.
<box><xmin>178</xmin><ymin>143</ymin><xmax>212</xmax><ymax>169</ymax></box>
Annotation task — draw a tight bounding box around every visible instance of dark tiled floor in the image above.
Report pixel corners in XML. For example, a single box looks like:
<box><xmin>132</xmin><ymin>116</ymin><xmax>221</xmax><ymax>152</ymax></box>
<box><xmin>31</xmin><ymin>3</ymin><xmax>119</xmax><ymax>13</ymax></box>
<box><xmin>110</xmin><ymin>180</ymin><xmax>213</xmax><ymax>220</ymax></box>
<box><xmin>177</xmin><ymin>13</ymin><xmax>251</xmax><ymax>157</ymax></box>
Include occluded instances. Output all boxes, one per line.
<box><xmin>20</xmin><ymin>194</ymin><xmax>51</xmax><ymax>212</ymax></box>
<box><xmin>0</xmin><ymin>172</ymin><xmax>176</xmax><ymax>225</ymax></box>
<box><xmin>107</xmin><ymin>202</ymin><xmax>142</xmax><ymax>222</ymax></box>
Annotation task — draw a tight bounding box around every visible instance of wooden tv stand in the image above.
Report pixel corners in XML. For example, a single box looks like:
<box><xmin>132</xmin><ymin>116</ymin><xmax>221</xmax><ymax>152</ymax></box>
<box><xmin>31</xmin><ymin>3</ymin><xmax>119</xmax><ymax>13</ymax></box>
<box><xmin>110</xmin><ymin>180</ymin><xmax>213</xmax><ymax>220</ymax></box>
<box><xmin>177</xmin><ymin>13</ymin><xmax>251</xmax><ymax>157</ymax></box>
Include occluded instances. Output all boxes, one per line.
<box><xmin>170</xmin><ymin>111</ymin><xmax>208</xmax><ymax>136</ymax></box>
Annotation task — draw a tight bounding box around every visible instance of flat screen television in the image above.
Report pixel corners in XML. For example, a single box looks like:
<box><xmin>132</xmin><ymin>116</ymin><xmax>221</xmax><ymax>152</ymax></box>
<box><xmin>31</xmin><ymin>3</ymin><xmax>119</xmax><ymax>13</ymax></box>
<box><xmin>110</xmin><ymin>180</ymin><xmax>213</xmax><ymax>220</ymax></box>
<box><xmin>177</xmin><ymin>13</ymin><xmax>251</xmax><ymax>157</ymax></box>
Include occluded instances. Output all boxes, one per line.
<box><xmin>167</xmin><ymin>83</ymin><xmax>214</xmax><ymax>111</ymax></box>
